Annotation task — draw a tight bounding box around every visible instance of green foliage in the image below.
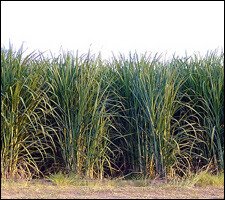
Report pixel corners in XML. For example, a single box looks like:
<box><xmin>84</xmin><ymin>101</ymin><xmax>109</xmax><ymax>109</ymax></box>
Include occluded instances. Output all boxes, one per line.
<box><xmin>48</xmin><ymin>171</ymin><xmax>80</xmax><ymax>186</ymax></box>
<box><xmin>1</xmin><ymin>45</ymin><xmax>58</xmax><ymax>179</ymax></box>
<box><xmin>1</xmin><ymin>45</ymin><xmax>224</xmax><ymax>180</ymax></box>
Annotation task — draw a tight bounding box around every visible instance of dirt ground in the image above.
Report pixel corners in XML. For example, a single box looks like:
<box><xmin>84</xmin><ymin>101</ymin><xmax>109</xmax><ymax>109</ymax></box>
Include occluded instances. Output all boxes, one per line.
<box><xmin>1</xmin><ymin>180</ymin><xmax>224</xmax><ymax>199</ymax></box>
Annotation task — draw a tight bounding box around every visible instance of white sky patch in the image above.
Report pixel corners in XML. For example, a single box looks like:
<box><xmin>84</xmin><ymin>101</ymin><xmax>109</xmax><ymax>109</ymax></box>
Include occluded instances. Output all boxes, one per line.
<box><xmin>1</xmin><ymin>1</ymin><xmax>224</xmax><ymax>60</ymax></box>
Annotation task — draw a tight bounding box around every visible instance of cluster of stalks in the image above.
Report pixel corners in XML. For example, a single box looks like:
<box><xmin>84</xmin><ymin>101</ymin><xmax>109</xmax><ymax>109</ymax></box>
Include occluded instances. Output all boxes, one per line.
<box><xmin>1</xmin><ymin>45</ymin><xmax>224</xmax><ymax>180</ymax></box>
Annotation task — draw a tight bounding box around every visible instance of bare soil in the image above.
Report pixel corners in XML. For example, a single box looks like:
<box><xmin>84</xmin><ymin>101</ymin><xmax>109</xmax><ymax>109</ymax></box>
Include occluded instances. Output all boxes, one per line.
<box><xmin>1</xmin><ymin>179</ymin><xmax>224</xmax><ymax>199</ymax></box>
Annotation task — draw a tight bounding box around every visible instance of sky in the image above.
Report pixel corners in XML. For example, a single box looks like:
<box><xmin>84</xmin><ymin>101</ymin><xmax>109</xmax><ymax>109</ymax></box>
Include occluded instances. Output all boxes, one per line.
<box><xmin>1</xmin><ymin>1</ymin><xmax>224</xmax><ymax>60</ymax></box>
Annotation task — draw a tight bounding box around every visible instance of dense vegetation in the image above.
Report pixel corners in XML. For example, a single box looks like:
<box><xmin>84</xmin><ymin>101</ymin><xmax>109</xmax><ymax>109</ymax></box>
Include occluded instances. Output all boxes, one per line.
<box><xmin>1</xmin><ymin>45</ymin><xmax>224</xmax><ymax>180</ymax></box>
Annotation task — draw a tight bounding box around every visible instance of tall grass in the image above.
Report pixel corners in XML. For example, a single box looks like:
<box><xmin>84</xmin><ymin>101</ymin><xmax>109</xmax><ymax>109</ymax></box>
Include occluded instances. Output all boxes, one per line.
<box><xmin>1</xmin><ymin>46</ymin><xmax>58</xmax><ymax>179</ymax></box>
<box><xmin>181</xmin><ymin>51</ymin><xmax>224</xmax><ymax>171</ymax></box>
<box><xmin>107</xmin><ymin>53</ymin><xmax>209</xmax><ymax>178</ymax></box>
<box><xmin>1</xmin><ymin>45</ymin><xmax>224</xmax><ymax>180</ymax></box>
<box><xmin>46</xmin><ymin>52</ymin><xmax>119</xmax><ymax>179</ymax></box>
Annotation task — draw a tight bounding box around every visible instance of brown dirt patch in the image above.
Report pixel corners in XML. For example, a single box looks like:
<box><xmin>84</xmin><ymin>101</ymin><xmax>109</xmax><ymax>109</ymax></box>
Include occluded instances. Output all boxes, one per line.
<box><xmin>1</xmin><ymin>180</ymin><xmax>224</xmax><ymax>199</ymax></box>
